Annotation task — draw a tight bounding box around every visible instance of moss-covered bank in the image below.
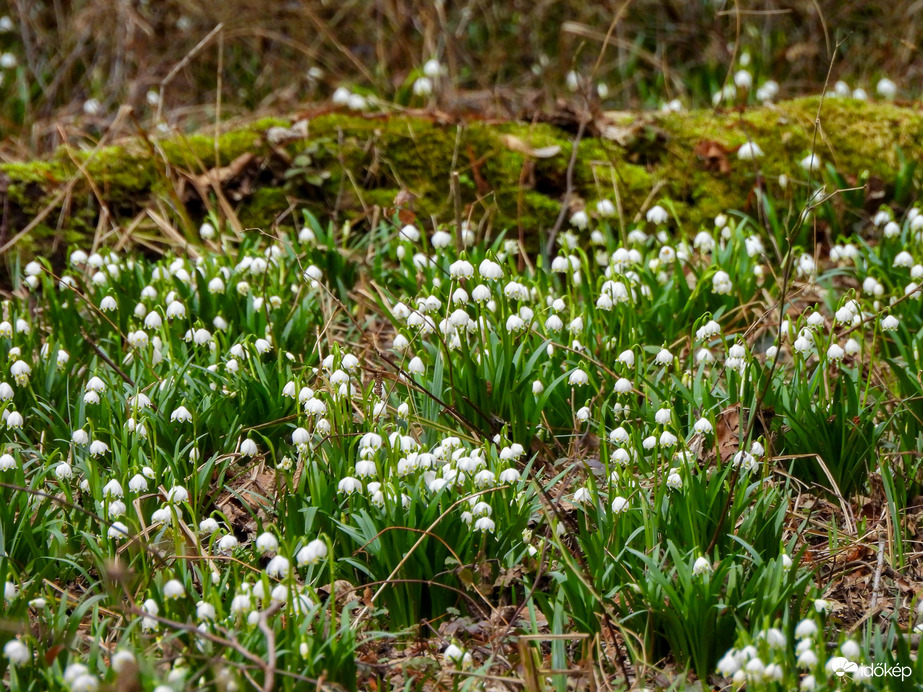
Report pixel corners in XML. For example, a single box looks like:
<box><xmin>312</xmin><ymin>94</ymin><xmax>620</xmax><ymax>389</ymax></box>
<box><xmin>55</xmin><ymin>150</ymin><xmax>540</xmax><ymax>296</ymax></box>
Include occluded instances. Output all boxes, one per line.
<box><xmin>2</xmin><ymin>98</ymin><xmax>922</xmax><ymax>269</ymax></box>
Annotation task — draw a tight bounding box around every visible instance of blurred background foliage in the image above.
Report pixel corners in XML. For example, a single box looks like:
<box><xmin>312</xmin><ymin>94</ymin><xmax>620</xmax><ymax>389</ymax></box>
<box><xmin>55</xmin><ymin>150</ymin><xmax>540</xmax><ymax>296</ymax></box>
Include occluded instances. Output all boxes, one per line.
<box><xmin>0</xmin><ymin>0</ymin><xmax>921</xmax><ymax>155</ymax></box>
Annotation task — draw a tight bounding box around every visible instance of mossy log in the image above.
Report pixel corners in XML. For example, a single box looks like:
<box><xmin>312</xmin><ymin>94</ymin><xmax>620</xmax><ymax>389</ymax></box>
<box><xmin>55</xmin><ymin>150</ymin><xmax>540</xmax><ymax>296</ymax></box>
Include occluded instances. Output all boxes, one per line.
<box><xmin>1</xmin><ymin>97</ymin><xmax>921</xmax><ymax>271</ymax></box>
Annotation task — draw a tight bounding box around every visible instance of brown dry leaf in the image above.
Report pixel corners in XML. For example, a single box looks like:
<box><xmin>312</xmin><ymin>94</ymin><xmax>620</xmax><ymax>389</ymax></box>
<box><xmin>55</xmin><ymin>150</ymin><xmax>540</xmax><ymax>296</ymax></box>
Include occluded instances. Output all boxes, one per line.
<box><xmin>695</xmin><ymin>139</ymin><xmax>732</xmax><ymax>175</ymax></box>
<box><xmin>191</xmin><ymin>152</ymin><xmax>257</xmax><ymax>189</ymax></box>
<box><xmin>216</xmin><ymin>467</ymin><xmax>276</xmax><ymax>537</ymax></box>
<box><xmin>715</xmin><ymin>407</ymin><xmax>741</xmax><ymax>463</ymax></box>
<box><xmin>499</xmin><ymin>134</ymin><xmax>561</xmax><ymax>159</ymax></box>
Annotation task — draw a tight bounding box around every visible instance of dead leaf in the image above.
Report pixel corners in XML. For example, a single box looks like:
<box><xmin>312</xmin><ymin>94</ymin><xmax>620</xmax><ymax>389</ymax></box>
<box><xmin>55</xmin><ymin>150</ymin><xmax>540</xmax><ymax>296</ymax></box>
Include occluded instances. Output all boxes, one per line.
<box><xmin>500</xmin><ymin>134</ymin><xmax>562</xmax><ymax>159</ymax></box>
<box><xmin>695</xmin><ymin>139</ymin><xmax>732</xmax><ymax>175</ymax></box>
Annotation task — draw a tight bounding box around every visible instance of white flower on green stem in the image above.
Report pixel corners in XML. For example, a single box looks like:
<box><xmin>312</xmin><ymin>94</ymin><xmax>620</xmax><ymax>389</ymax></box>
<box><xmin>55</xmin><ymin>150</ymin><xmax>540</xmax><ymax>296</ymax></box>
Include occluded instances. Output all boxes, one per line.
<box><xmin>737</xmin><ymin>141</ymin><xmax>763</xmax><ymax>160</ymax></box>
<box><xmin>692</xmin><ymin>556</ymin><xmax>711</xmax><ymax>576</ymax></box>
<box><xmin>654</xmin><ymin>408</ymin><xmax>672</xmax><ymax>425</ymax></box>
<box><xmin>474</xmin><ymin>516</ymin><xmax>495</xmax><ymax>533</ymax></box>
<box><xmin>4</xmin><ymin>639</ymin><xmax>29</xmax><ymax>666</ymax></box>
<box><xmin>659</xmin><ymin>431</ymin><xmax>677</xmax><ymax>447</ymax></box>
<box><xmin>256</xmin><ymin>532</ymin><xmax>279</xmax><ymax>553</ymax></box>
<box><xmin>589</xmin><ymin>199</ymin><xmax>616</xmax><ymax>220</ymax></box>
<box><xmin>646</xmin><ymin>205</ymin><xmax>669</xmax><ymax>225</ymax></box>
<box><xmin>498</xmin><ymin>468</ymin><xmax>521</xmax><ymax>484</ymax></box>
<box><xmin>611</xmin><ymin>496</ymin><xmax>629</xmax><ymax>514</ymax></box>
<box><xmin>570</xmin><ymin>210</ymin><xmax>589</xmax><ymax>229</ymax></box>
<box><xmin>568</xmin><ymin>368</ymin><xmax>588</xmax><ymax>386</ymax></box>
<box><xmin>693</xmin><ymin>418</ymin><xmax>713</xmax><ymax>434</ymax></box>
<box><xmin>218</xmin><ymin>535</ymin><xmax>238</xmax><ymax>552</ymax></box>
<box><xmin>10</xmin><ymin>360</ymin><xmax>30</xmax><ymax>386</ymax></box>
<box><xmin>653</xmin><ymin>348</ymin><xmax>673</xmax><ymax>366</ymax></box>
<box><xmin>443</xmin><ymin>643</ymin><xmax>473</xmax><ymax>667</ymax></box>
<box><xmin>5</xmin><ymin>410</ymin><xmax>23</xmax><ymax>429</ymax></box>
<box><xmin>712</xmin><ymin>270</ymin><xmax>733</xmax><ymax>295</ymax></box>
<box><xmin>107</xmin><ymin>522</ymin><xmax>129</xmax><ymax>540</ymax></box>
<box><xmin>163</xmin><ymin>579</ymin><xmax>185</xmax><ymax>600</ymax></box>
<box><xmin>171</xmin><ymin>406</ymin><xmax>193</xmax><ymax>423</ymax></box>
<box><xmin>296</xmin><ymin>538</ymin><xmax>327</xmax><ymax>566</ymax></box>
<box><xmin>881</xmin><ymin>315</ymin><xmax>899</xmax><ymax>331</ymax></box>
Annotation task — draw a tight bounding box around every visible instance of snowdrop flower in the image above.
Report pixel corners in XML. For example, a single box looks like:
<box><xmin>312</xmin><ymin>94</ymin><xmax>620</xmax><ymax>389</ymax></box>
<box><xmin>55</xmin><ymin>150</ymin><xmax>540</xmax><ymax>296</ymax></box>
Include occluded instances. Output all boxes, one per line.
<box><xmin>296</xmin><ymin>538</ymin><xmax>327</xmax><ymax>566</ymax></box>
<box><xmin>646</xmin><ymin>205</ymin><xmax>669</xmax><ymax>225</ymax></box>
<box><xmin>840</xmin><ymin>640</ymin><xmax>860</xmax><ymax>660</ymax></box>
<box><xmin>570</xmin><ymin>210</ymin><xmax>589</xmax><ymax>229</ymax></box>
<box><xmin>163</xmin><ymin>579</ymin><xmax>185</xmax><ymax>600</ymax></box>
<box><xmin>881</xmin><ymin>315</ymin><xmax>899</xmax><ymax>331</ymax></box>
<box><xmin>800</xmin><ymin>153</ymin><xmax>821</xmax><ymax>171</ymax></box>
<box><xmin>498</xmin><ymin>468</ymin><xmax>521</xmax><ymax>483</ymax></box>
<box><xmin>54</xmin><ymin>462</ymin><xmax>73</xmax><ymax>480</ymax></box>
<box><xmin>256</xmin><ymin>532</ymin><xmax>279</xmax><ymax>554</ymax></box>
<box><xmin>167</xmin><ymin>486</ymin><xmax>188</xmax><ymax>504</ymax></box>
<box><xmin>797</xmin><ymin>650</ymin><xmax>819</xmax><ymax>669</ymax></box>
<box><xmin>568</xmin><ymin>368</ymin><xmax>588</xmax><ymax>386</ymax></box>
<box><xmin>4</xmin><ymin>409</ymin><xmax>23</xmax><ymax>429</ymax></box>
<box><xmin>407</xmin><ymin>356</ymin><xmax>425</xmax><ymax>374</ymax></box>
<box><xmin>591</xmin><ymin>198</ymin><xmax>616</xmax><ymax>218</ymax></box>
<box><xmin>240</xmin><ymin>439</ymin><xmax>259</xmax><ymax>457</ymax></box>
<box><xmin>617</xmin><ymin>350</ymin><xmax>635</xmax><ymax>367</ymax></box>
<box><xmin>654</xmin><ymin>408</ymin><xmax>672</xmax><ymax>425</ymax></box>
<box><xmin>266</xmin><ymin>555</ymin><xmax>291</xmax><ymax>578</ymax></box>
<box><xmin>0</xmin><ymin>454</ymin><xmax>15</xmax><ymax>471</ymax></box>
<box><xmin>171</xmin><ymin>406</ymin><xmax>193</xmax><ymax>423</ymax></box>
<box><xmin>412</xmin><ymin>76</ymin><xmax>433</xmax><ymax>97</ymax></box>
<box><xmin>813</xmin><ymin>598</ymin><xmax>831</xmax><ymax>614</ymax></box>
<box><xmin>443</xmin><ymin>643</ymin><xmax>473</xmax><ymax>667</ymax></box>
<box><xmin>795</xmin><ymin>619</ymin><xmax>818</xmax><ymax>639</ymax></box>
<box><xmin>877</xmin><ymin>77</ymin><xmax>897</xmax><ymax>99</ymax></box>
<box><xmin>653</xmin><ymin>348</ymin><xmax>673</xmax><ymax>366</ymax></box>
<box><xmin>199</xmin><ymin>518</ymin><xmax>219</xmax><ymax>535</ymax></box>
<box><xmin>696</xmin><ymin>320</ymin><xmax>722</xmax><ymax>340</ymax></box>
<box><xmin>737</xmin><ymin>141</ymin><xmax>763</xmax><ymax>160</ymax></box>
<box><xmin>474</xmin><ymin>516</ymin><xmax>495</xmax><ymax>532</ymax></box>
<box><xmin>611</xmin><ymin>496</ymin><xmax>629</xmax><ymax>514</ymax></box>
<box><xmin>693</xmin><ymin>418</ymin><xmax>713</xmax><ymax>434</ymax></box>
<box><xmin>107</xmin><ymin>522</ymin><xmax>129</xmax><ymax>540</ymax></box>
<box><xmin>576</xmin><ymin>406</ymin><xmax>591</xmax><ymax>422</ymax></box>
<box><xmin>613</xmin><ymin>377</ymin><xmax>632</xmax><ymax>394</ymax></box>
<box><xmin>218</xmin><ymin>535</ymin><xmax>239</xmax><ymax>552</ymax></box>
<box><xmin>733</xmin><ymin>69</ymin><xmax>752</xmax><ymax>89</ymax></box>
<box><xmin>449</xmin><ymin>259</ymin><xmax>474</xmax><ymax>279</ymax></box>
<box><xmin>659</xmin><ymin>430</ymin><xmax>677</xmax><ymax>447</ymax></box>
<box><xmin>89</xmin><ymin>439</ymin><xmax>110</xmax><ymax>457</ymax></box>
<box><xmin>692</xmin><ymin>556</ymin><xmax>712</xmax><ymax>576</ymax></box>
<box><xmin>827</xmin><ymin>344</ymin><xmax>845</xmax><ymax>361</ymax></box>
<box><xmin>126</xmin><ymin>474</ymin><xmax>148</xmax><ymax>493</ymax></box>
<box><xmin>10</xmin><ymin>360</ymin><xmax>31</xmax><ymax>386</ymax></box>
<box><xmin>505</xmin><ymin>314</ymin><xmax>525</xmax><ymax>333</ymax></box>
<box><xmin>712</xmin><ymin>270</ymin><xmax>733</xmax><ymax>295</ymax></box>
<box><xmin>111</xmin><ymin>650</ymin><xmax>136</xmax><ymax>674</ymax></box>
<box><xmin>716</xmin><ymin>651</ymin><xmax>741</xmax><ymax>676</ymax></box>
<box><xmin>3</xmin><ymin>639</ymin><xmax>29</xmax><ymax>666</ymax></box>
<box><xmin>165</xmin><ymin>301</ymin><xmax>186</xmax><ymax>320</ymax></box>
<box><xmin>844</xmin><ymin>338</ymin><xmax>860</xmax><ymax>355</ymax></box>
<box><xmin>478</xmin><ymin>259</ymin><xmax>503</xmax><ymax>280</ymax></box>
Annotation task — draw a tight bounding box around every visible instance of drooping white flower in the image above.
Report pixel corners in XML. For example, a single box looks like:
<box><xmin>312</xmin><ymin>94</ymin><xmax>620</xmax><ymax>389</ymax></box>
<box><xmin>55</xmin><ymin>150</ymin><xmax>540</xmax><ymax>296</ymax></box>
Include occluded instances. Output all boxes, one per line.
<box><xmin>611</xmin><ymin>496</ymin><xmax>629</xmax><ymax>514</ymax></box>
<box><xmin>646</xmin><ymin>205</ymin><xmax>670</xmax><ymax>225</ymax></box>
<box><xmin>296</xmin><ymin>538</ymin><xmax>328</xmax><ymax>566</ymax></box>
<box><xmin>568</xmin><ymin>368</ymin><xmax>588</xmax><ymax>386</ymax></box>
<box><xmin>692</xmin><ymin>556</ymin><xmax>712</xmax><ymax>576</ymax></box>
<box><xmin>737</xmin><ymin>141</ymin><xmax>763</xmax><ymax>160</ymax></box>
<box><xmin>170</xmin><ymin>406</ymin><xmax>193</xmax><ymax>423</ymax></box>
<box><xmin>163</xmin><ymin>579</ymin><xmax>185</xmax><ymax>600</ymax></box>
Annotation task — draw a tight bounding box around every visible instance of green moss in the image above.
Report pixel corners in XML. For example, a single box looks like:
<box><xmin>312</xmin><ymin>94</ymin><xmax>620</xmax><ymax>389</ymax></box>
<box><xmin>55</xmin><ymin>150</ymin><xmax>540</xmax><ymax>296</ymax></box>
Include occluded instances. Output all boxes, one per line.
<box><xmin>3</xmin><ymin>98</ymin><xmax>923</xmax><ymax>269</ymax></box>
